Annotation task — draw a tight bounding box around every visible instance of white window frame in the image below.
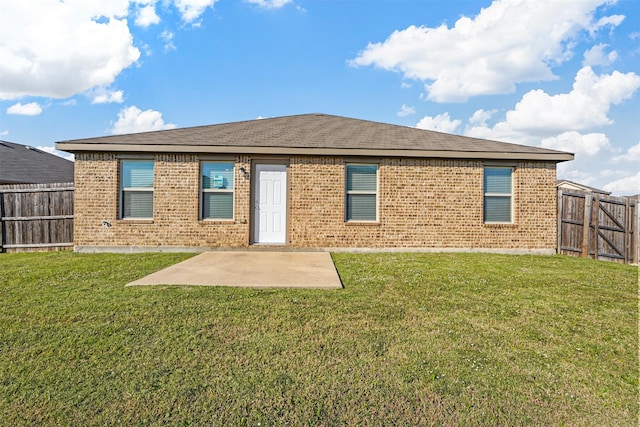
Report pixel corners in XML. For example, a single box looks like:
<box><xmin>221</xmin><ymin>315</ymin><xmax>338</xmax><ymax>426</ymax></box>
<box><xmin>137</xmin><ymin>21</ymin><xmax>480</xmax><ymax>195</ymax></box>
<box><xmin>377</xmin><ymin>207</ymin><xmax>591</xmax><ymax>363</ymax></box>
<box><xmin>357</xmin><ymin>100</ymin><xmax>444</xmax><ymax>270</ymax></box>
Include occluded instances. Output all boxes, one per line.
<box><xmin>345</xmin><ymin>163</ymin><xmax>379</xmax><ymax>222</ymax></box>
<box><xmin>120</xmin><ymin>159</ymin><xmax>154</xmax><ymax>220</ymax></box>
<box><xmin>201</xmin><ymin>161</ymin><xmax>235</xmax><ymax>220</ymax></box>
<box><xmin>483</xmin><ymin>166</ymin><xmax>514</xmax><ymax>224</ymax></box>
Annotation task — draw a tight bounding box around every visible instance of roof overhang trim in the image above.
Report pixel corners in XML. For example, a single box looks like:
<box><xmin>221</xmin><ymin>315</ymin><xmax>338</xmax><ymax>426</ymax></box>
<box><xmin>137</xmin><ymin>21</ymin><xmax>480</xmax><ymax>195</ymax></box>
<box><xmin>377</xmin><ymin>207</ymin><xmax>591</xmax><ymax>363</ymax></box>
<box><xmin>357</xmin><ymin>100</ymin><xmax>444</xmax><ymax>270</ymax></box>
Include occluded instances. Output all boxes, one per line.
<box><xmin>55</xmin><ymin>143</ymin><xmax>574</xmax><ymax>162</ymax></box>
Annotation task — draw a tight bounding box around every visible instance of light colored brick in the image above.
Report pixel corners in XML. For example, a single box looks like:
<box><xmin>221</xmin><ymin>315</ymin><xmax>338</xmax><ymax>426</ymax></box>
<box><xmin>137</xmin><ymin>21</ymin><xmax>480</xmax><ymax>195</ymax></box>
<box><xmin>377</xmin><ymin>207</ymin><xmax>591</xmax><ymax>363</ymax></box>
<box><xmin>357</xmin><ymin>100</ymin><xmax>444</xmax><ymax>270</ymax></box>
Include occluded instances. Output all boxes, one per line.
<box><xmin>73</xmin><ymin>154</ymin><xmax>557</xmax><ymax>250</ymax></box>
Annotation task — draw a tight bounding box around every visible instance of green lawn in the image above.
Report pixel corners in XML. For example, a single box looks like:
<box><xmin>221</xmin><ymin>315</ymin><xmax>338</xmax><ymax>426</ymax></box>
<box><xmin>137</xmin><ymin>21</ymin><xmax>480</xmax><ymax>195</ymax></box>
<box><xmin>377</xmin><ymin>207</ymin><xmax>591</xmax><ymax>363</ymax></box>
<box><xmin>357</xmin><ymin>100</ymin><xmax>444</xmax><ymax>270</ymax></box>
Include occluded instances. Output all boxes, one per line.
<box><xmin>0</xmin><ymin>252</ymin><xmax>637</xmax><ymax>426</ymax></box>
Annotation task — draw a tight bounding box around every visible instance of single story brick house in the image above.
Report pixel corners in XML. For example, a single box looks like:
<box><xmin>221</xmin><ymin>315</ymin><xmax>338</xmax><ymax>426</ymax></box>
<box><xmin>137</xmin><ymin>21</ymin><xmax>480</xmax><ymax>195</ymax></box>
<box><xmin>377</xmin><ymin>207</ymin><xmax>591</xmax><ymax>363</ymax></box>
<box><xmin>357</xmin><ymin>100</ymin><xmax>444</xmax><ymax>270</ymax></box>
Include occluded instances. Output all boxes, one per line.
<box><xmin>56</xmin><ymin>113</ymin><xmax>573</xmax><ymax>253</ymax></box>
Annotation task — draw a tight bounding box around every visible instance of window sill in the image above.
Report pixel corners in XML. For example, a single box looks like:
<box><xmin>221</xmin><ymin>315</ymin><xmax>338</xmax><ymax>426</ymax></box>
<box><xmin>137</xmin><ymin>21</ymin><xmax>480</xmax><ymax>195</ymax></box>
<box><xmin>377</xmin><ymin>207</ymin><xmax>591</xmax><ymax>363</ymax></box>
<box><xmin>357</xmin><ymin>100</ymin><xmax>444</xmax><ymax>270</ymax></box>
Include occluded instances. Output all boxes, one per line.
<box><xmin>199</xmin><ymin>219</ymin><xmax>237</xmax><ymax>225</ymax></box>
<box><xmin>345</xmin><ymin>221</ymin><xmax>381</xmax><ymax>226</ymax></box>
<box><xmin>484</xmin><ymin>222</ymin><xmax>517</xmax><ymax>227</ymax></box>
<box><xmin>117</xmin><ymin>219</ymin><xmax>154</xmax><ymax>224</ymax></box>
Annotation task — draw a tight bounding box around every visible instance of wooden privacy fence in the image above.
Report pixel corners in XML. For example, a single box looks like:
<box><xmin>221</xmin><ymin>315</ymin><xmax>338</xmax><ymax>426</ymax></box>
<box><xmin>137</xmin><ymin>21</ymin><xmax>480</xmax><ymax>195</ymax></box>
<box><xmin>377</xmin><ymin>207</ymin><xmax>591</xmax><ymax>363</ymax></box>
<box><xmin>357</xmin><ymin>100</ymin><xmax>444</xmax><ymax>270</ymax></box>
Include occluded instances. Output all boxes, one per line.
<box><xmin>0</xmin><ymin>182</ymin><xmax>74</xmax><ymax>252</ymax></box>
<box><xmin>558</xmin><ymin>189</ymin><xmax>638</xmax><ymax>264</ymax></box>
<box><xmin>1</xmin><ymin>182</ymin><xmax>637</xmax><ymax>261</ymax></box>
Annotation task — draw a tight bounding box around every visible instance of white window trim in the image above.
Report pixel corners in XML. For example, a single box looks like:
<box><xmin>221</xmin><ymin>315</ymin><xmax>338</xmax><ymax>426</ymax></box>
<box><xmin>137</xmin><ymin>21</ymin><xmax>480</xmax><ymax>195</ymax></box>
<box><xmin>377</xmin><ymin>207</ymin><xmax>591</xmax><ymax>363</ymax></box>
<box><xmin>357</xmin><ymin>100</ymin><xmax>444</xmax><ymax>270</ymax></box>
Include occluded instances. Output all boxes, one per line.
<box><xmin>120</xmin><ymin>160</ymin><xmax>154</xmax><ymax>220</ymax></box>
<box><xmin>484</xmin><ymin>166</ymin><xmax>514</xmax><ymax>224</ymax></box>
<box><xmin>201</xmin><ymin>161</ymin><xmax>235</xmax><ymax>221</ymax></box>
<box><xmin>345</xmin><ymin>163</ymin><xmax>379</xmax><ymax>222</ymax></box>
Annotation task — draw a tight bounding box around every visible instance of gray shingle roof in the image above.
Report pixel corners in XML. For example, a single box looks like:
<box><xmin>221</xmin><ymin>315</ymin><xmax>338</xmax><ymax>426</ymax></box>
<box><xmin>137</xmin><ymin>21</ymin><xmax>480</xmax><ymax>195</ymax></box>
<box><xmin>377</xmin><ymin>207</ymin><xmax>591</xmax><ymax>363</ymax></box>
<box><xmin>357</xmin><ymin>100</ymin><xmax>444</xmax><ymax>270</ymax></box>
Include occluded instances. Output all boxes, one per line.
<box><xmin>56</xmin><ymin>113</ymin><xmax>573</xmax><ymax>161</ymax></box>
<box><xmin>0</xmin><ymin>141</ymin><xmax>74</xmax><ymax>184</ymax></box>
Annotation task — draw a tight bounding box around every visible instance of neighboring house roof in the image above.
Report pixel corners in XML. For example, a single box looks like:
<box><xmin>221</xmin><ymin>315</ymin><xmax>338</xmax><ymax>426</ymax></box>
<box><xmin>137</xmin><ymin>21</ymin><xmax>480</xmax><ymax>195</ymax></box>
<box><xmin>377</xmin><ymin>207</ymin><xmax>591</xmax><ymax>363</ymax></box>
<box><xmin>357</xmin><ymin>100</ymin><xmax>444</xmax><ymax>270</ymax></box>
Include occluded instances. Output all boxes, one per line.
<box><xmin>556</xmin><ymin>180</ymin><xmax>611</xmax><ymax>195</ymax></box>
<box><xmin>56</xmin><ymin>113</ymin><xmax>574</xmax><ymax>162</ymax></box>
<box><xmin>0</xmin><ymin>140</ymin><xmax>74</xmax><ymax>184</ymax></box>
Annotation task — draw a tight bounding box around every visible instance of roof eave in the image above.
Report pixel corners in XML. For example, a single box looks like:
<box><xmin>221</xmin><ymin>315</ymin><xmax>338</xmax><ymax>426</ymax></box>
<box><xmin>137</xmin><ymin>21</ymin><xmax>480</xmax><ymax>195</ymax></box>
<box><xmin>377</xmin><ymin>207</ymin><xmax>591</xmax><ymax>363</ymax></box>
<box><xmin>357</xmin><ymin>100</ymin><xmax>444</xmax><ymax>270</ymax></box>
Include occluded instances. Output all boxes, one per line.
<box><xmin>55</xmin><ymin>143</ymin><xmax>574</xmax><ymax>162</ymax></box>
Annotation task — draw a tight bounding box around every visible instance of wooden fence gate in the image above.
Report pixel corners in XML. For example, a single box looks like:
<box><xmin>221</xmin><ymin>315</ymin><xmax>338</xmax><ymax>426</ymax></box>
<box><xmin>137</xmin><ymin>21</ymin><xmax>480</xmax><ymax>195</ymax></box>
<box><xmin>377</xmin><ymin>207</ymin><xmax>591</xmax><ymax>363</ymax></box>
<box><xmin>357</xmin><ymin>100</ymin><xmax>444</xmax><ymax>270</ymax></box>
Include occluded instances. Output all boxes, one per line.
<box><xmin>557</xmin><ymin>189</ymin><xmax>638</xmax><ymax>264</ymax></box>
<box><xmin>0</xmin><ymin>182</ymin><xmax>74</xmax><ymax>252</ymax></box>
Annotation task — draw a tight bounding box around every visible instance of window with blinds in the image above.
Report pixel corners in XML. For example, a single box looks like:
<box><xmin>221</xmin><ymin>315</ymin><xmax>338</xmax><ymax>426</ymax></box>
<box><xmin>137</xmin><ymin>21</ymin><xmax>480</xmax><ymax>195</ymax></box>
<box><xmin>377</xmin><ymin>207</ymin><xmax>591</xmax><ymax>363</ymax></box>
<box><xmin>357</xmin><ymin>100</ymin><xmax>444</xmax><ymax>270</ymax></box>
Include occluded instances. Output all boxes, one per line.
<box><xmin>346</xmin><ymin>164</ymin><xmax>378</xmax><ymax>222</ymax></box>
<box><xmin>202</xmin><ymin>162</ymin><xmax>234</xmax><ymax>220</ymax></box>
<box><xmin>484</xmin><ymin>167</ymin><xmax>513</xmax><ymax>223</ymax></box>
<box><xmin>120</xmin><ymin>160</ymin><xmax>154</xmax><ymax>219</ymax></box>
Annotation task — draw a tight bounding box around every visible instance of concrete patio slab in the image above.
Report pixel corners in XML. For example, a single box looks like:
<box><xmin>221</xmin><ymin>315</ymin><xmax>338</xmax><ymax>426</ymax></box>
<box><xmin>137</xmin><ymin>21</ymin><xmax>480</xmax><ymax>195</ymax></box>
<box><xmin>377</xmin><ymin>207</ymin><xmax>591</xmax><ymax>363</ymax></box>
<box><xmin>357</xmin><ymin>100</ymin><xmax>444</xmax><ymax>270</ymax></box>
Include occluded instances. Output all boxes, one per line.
<box><xmin>126</xmin><ymin>251</ymin><xmax>343</xmax><ymax>289</ymax></box>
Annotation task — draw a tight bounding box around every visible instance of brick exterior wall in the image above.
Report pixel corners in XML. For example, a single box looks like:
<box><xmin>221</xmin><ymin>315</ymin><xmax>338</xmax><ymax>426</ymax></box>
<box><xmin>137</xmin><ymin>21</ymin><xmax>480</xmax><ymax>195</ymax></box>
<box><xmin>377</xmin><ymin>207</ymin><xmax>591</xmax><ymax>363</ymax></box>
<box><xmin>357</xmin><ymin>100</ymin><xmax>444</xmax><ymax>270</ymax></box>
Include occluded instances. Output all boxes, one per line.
<box><xmin>73</xmin><ymin>153</ymin><xmax>557</xmax><ymax>250</ymax></box>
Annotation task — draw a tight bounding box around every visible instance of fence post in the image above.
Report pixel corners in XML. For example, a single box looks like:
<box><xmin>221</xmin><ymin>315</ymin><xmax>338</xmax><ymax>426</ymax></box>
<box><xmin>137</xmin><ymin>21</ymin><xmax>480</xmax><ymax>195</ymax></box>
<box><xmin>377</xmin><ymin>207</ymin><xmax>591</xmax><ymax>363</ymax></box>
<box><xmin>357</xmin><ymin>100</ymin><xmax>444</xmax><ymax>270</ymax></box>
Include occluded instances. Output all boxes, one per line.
<box><xmin>581</xmin><ymin>195</ymin><xmax>592</xmax><ymax>258</ymax></box>
<box><xmin>0</xmin><ymin>192</ymin><xmax>4</xmax><ymax>253</ymax></box>
<box><xmin>592</xmin><ymin>195</ymin><xmax>598</xmax><ymax>260</ymax></box>
<box><xmin>557</xmin><ymin>188</ymin><xmax>563</xmax><ymax>255</ymax></box>
<box><xmin>624</xmin><ymin>198</ymin><xmax>630</xmax><ymax>264</ymax></box>
<box><xmin>631</xmin><ymin>199</ymin><xmax>640</xmax><ymax>264</ymax></box>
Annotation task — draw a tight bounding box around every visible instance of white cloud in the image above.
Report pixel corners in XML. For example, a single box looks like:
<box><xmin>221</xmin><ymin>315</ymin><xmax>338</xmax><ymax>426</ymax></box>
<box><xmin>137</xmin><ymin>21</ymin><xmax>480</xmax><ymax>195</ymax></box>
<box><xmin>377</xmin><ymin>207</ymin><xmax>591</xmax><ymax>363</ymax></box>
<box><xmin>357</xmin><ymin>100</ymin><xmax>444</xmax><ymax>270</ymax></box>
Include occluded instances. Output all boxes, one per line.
<box><xmin>0</xmin><ymin>0</ymin><xmax>140</xmax><ymax>100</ymax></box>
<box><xmin>141</xmin><ymin>43</ymin><xmax>152</xmax><ymax>56</ymax></box>
<box><xmin>465</xmin><ymin>122</ymin><xmax>532</xmax><ymax>146</ymax></box>
<box><xmin>350</xmin><ymin>0</ymin><xmax>623</xmax><ymax>102</ymax></box>
<box><xmin>582</xmin><ymin>43</ymin><xmax>617</xmax><ymax>66</ymax></box>
<box><xmin>89</xmin><ymin>87</ymin><xmax>124</xmax><ymax>104</ymax></box>
<box><xmin>416</xmin><ymin>113</ymin><xmax>461</xmax><ymax>134</ymax></box>
<box><xmin>594</xmin><ymin>14</ymin><xmax>625</xmax><ymax>31</ymax></box>
<box><xmin>36</xmin><ymin>145</ymin><xmax>75</xmax><ymax>162</ymax></box>
<box><xmin>541</xmin><ymin>131</ymin><xmax>610</xmax><ymax>156</ymax></box>
<box><xmin>465</xmin><ymin>67</ymin><xmax>640</xmax><ymax>146</ymax></box>
<box><xmin>468</xmin><ymin>109</ymin><xmax>497</xmax><ymax>127</ymax></box>
<box><xmin>599</xmin><ymin>169</ymin><xmax>617</xmax><ymax>177</ymax></box>
<box><xmin>603</xmin><ymin>172</ymin><xmax>640</xmax><ymax>195</ymax></box>
<box><xmin>557</xmin><ymin>167</ymin><xmax>596</xmax><ymax>186</ymax></box>
<box><xmin>245</xmin><ymin>0</ymin><xmax>292</xmax><ymax>8</ymax></box>
<box><xmin>502</xmin><ymin>67</ymin><xmax>640</xmax><ymax>132</ymax></box>
<box><xmin>612</xmin><ymin>142</ymin><xmax>640</xmax><ymax>162</ymax></box>
<box><xmin>174</xmin><ymin>0</ymin><xmax>218</xmax><ymax>23</ymax></box>
<box><xmin>135</xmin><ymin>3</ymin><xmax>161</xmax><ymax>27</ymax></box>
<box><xmin>160</xmin><ymin>30</ymin><xmax>176</xmax><ymax>51</ymax></box>
<box><xmin>111</xmin><ymin>106</ymin><xmax>176</xmax><ymax>134</ymax></box>
<box><xmin>623</xmin><ymin>143</ymin><xmax>640</xmax><ymax>161</ymax></box>
<box><xmin>7</xmin><ymin>102</ymin><xmax>42</xmax><ymax>116</ymax></box>
<box><xmin>397</xmin><ymin>104</ymin><xmax>415</xmax><ymax>117</ymax></box>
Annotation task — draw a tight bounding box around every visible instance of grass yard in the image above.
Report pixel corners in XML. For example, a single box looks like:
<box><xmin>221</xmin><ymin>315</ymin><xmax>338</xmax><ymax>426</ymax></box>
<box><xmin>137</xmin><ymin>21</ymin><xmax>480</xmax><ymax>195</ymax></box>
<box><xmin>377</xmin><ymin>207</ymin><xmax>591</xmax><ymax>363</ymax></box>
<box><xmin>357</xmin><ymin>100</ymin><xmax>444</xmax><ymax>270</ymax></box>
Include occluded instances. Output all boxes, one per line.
<box><xmin>0</xmin><ymin>252</ymin><xmax>637</xmax><ymax>426</ymax></box>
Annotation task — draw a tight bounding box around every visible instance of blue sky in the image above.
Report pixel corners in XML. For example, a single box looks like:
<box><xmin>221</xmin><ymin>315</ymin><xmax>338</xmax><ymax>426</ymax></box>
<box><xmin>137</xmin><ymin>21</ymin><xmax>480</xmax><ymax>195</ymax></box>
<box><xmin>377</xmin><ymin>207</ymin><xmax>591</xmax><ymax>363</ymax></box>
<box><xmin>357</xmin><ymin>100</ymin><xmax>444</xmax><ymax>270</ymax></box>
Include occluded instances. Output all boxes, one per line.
<box><xmin>1</xmin><ymin>0</ymin><xmax>638</xmax><ymax>194</ymax></box>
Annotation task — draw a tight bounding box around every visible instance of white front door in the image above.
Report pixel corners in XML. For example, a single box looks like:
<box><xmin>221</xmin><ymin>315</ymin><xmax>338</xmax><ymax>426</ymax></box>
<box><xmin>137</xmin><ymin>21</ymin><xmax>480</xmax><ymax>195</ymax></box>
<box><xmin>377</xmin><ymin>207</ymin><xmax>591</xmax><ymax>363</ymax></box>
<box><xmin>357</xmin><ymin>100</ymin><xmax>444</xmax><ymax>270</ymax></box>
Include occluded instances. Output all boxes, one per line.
<box><xmin>254</xmin><ymin>164</ymin><xmax>287</xmax><ymax>244</ymax></box>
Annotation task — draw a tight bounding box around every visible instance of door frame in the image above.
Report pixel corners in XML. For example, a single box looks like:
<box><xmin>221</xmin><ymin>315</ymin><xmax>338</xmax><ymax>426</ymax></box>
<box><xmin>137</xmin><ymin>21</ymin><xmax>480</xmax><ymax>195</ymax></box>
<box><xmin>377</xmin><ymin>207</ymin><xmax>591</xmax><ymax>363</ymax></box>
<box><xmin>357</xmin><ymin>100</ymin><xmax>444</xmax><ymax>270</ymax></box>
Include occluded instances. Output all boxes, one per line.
<box><xmin>250</xmin><ymin>160</ymin><xmax>290</xmax><ymax>245</ymax></box>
